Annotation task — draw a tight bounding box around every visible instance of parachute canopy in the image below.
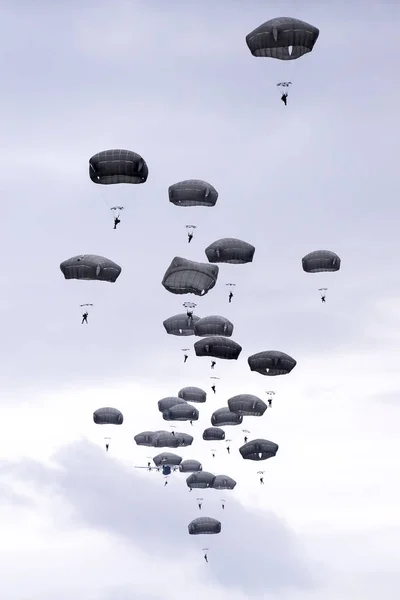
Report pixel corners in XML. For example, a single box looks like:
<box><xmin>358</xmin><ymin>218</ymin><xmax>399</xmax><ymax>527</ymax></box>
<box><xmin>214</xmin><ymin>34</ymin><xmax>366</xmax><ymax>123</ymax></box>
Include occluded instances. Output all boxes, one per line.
<box><xmin>163</xmin><ymin>403</ymin><xmax>199</xmax><ymax>422</ymax></box>
<box><xmin>153</xmin><ymin>452</ymin><xmax>182</xmax><ymax>467</ymax></box>
<box><xmin>169</xmin><ymin>180</ymin><xmax>218</xmax><ymax>207</ymax></box>
<box><xmin>60</xmin><ymin>255</ymin><xmax>121</xmax><ymax>282</ymax></box>
<box><xmin>246</xmin><ymin>17</ymin><xmax>319</xmax><ymax>60</ymax></box>
<box><xmin>162</xmin><ymin>257</ymin><xmax>219</xmax><ymax>297</ymax></box>
<box><xmin>157</xmin><ymin>397</ymin><xmax>187</xmax><ymax>413</ymax></box>
<box><xmin>163</xmin><ymin>313</ymin><xmax>201</xmax><ymax>336</ymax></box>
<box><xmin>186</xmin><ymin>471</ymin><xmax>215</xmax><ymax>489</ymax></box>
<box><xmin>93</xmin><ymin>407</ymin><xmax>123</xmax><ymax>425</ymax></box>
<box><xmin>179</xmin><ymin>460</ymin><xmax>203</xmax><ymax>473</ymax></box>
<box><xmin>228</xmin><ymin>394</ymin><xmax>267</xmax><ymax>417</ymax></box>
<box><xmin>178</xmin><ymin>386</ymin><xmax>207</xmax><ymax>403</ymax></box>
<box><xmin>194</xmin><ymin>315</ymin><xmax>234</xmax><ymax>337</ymax></box>
<box><xmin>89</xmin><ymin>149</ymin><xmax>148</xmax><ymax>184</ymax></box>
<box><xmin>194</xmin><ymin>336</ymin><xmax>242</xmax><ymax>360</ymax></box>
<box><xmin>302</xmin><ymin>250</ymin><xmax>341</xmax><ymax>273</ymax></box>
<box><xmin>205</xmin><ymin>238</ymin><xmax>255</xmax><ymax>265</ymax></box>
<box><xmin>188</xmin><ymin>517</ymin><xmax>221</xmax><ymax>535</ymax></box>
<box><xmin>239</xmin><ymin>439</ymin><xmax>279</xmax><ymax>461</ymax></box>
<box><xmin>211</xmin><ymin>408</ymin><xmax>243</xmax><ymax>427</ymax></box>
<box><xmin>203</xmin><ymin>427</ymin><xmax>225</xmax><ymax>441</ymax></box>
<box><xmin>248</xmin><ymin>350</ymin><xmax>297</xmax><ymax>376</ymax></box>
<box><xmin>133</xmin><ymin>431</ymin><xmax>155</xmax><ymax>447</ymax></box>
<box><xmin>212</xmin><ymin>475</ymin><xmax>236</xmax><ymax>490</ymax></box>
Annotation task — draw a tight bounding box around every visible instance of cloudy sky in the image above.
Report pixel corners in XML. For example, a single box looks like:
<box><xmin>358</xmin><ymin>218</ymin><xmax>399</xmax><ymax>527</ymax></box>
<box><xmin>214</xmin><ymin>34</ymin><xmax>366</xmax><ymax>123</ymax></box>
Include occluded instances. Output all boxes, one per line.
<box><xmin>1</xmin><ymin>0</ymin><xmax>400</xmax><ymax>598</ymax></box>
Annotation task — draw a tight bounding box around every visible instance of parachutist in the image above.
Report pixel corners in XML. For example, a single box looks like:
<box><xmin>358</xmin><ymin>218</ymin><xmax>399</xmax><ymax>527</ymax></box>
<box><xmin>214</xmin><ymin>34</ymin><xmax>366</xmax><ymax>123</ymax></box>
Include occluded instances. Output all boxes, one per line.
<box><xmin>81</xmin><ymin>311</ymin><xmax>88</xmax><ymax>324</ymax></box>
<box><xmin>105</xmin><ymin>443</ymin><xmax>109</xmax><ymax>452</ymax></box>
<box><xmin>211</xmin><ymin>385</ymin><xmax>216</xmax><ymax>394</ymax></box>
<box><xmin>221</xmin><ymin>503</ymin><xmax>225</xmax><ymax>510</ymax></box>
<box><xmin>260</xmin><ymin>477</ymin><xmax>264</xmax><ymax>485</ymax></box>
<box><xmin>204</xmin><ymin>553</ymin><xmax>208</xmax><ymax>563</ymax></box>
<box><xmin>226</xmin><ymin>446</ymin><xmax>230</xmax><ymax>454</ymax></box>
<box><xmin>211</xmin><ymin>361</ymin><xmax>216</xmax><ymax>369</ymax></box>
<box><xmin>244</xmin><ymin>436</ymin><xmax>248</xmax><ymax>443</ymax></box>
<box><xmin>188</xmin><ymin>232</ymin><xmax>194</xmax><ymax>243</ymax></box>
<box><xmin>147</xmin><ymin>462</ymin><xmax>151</xmax><ymax>468</ymax></box>
<box><xmin>281</xmin><ymin>93</ymin><xmax>288</xmax><ymax>106</ymax></box>
<box><xmin>183</xmin><ymin>354</ymin><xmax>188</xmax><ymax>363</ymax></box>
<box><xmin>321</xmin><ymin>295</ymin><xmax>326</xmax><ymax>303</ymax></box>
<box><xmin>164</xmin><ymin>480</ymin><xmax>168</xmax><ymax>487</ymax></box>
<box><xmin>228</xmin><ymin>291</ymin><xmax>233</xmax><ymax>303</ymax></box>
<box><xmin>190</xmin><ymin>420</ymin><xmax>193</xmax><ymax>426</ymax></box>
<box><xmin>113</xmin><ymin>216</ymin><xmax>121</xmax><ymax>229</ymax></box>
<box><xmin>212</xmin><ymin>453</ymin><xmax>215</xmax><ymax>458</ymax></box>
<box><xmin>198</xmin><ymin>502</ymin><xmax>202</xmax><ymax>510</ymax></box>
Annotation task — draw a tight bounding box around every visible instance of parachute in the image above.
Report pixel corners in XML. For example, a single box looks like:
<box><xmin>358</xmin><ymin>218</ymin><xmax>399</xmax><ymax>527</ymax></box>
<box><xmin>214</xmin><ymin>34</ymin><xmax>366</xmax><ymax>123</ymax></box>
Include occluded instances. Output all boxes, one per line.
<box><xmin>153</xmin><ymin>452</ymin><xmax>182</xmax><ymax>468</ymax></box>
<box><xmin>203</xmin><ymin>427</ymin><xmax>226</xmax><ymax>441</ymax></box>
<box><xmin>188</xmin><ymin>517</ymin><xmax>221</xmax><ymax>535</ymax></box>
<box><xmin>194</xmin><ymin>315</ymin><xmax>234</xmax><ymax>337</ymax></box>
<box><xmin>162</xmin><ymin>257</ymin><xmax>219</xmax><ymax>296</ymax></box>
<box><xmin>246</xmin><ymin>17</ymin><xmax>319</xmax><ymax>60</ymax></box>
<box><xmin>93</xmin><ymin>407</ymin><xmax>123</xmax><ymax>425</ymax></box>
<box><xmin>179</xmin><ymin>460</ymin><xmax>203</xmax><ymax>473</ymax></box>
<box><xmin>205</xmin><ymin>238</ymin><xmax>255</xmax><ymax>264</ymax></box>
<box><xmin>211</xmin><ymin>408</ymin><xmax>243</xmax><ymax>427</ymax></box>
<box><xmin>212</xmin><ymin>475</ymin><xmax>237</xmax><ymax>491</ymax></box>
<box><xmin>302</xmin><ymin>250</ymin><xmax>341</xmax><ymax>273</ymax></box>
<box><xmin>227</xmin><ymin>394</ymin><xmax>267</xmax><ymax>417</ymax></box>
<box><xmin>239</xmin><ymin>439</ymin><xmax>279</xmax><ymax>461</ymax></box>
<box><xmin>178</xmin><ymin>387</ymin><xmax>207</xmax><ymax>403</ymax></box>
<box><xmin>186</xmin><ymin>472</ymin><xmax>216</xmax><ymax>490</ymax></box>
<box><xmin>157</xmin><ymin>397</ymin><xmax>187</xmax><ymax>413</ymax></box>
<box><xmin>169</xmin><ymin>180</ymin><xmax>218</xmax><ymax>207</ymax></box>
<box><xmin>194</xmin><ymin>336</ymin><xmax>242</xmax><ymax>360</ymax></box>
<box><xmin>89</xmin><ymin>149</ymin><xmax>149</xmax><ymax>185</ymax></box>
<box><xmin>162</xmin><ymin>403</ymin><xmax>199</xmax><ymax>422</ymax></box>
<box><xmin>60</xmin><ymin>255</ymin><xmax>121</xmax><ymax>282</ymax></box>
<box><xmin>248</xmin><ymin>350</ymin><xmax>297</xmax><ymax>376</ymax></box>
<box><xmin>163</xmin><ymin>313</ymin><xmax>200</xmax><ymax>336</ymax></box>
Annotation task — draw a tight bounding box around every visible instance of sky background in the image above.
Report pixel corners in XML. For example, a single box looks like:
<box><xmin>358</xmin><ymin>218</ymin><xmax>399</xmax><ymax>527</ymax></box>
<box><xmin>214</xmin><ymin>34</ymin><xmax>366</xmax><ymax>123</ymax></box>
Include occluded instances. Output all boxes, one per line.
<box><xmin>1</xmin><ymin>0</ymin><xmax>400</xmax><ymax>598</ymax></box>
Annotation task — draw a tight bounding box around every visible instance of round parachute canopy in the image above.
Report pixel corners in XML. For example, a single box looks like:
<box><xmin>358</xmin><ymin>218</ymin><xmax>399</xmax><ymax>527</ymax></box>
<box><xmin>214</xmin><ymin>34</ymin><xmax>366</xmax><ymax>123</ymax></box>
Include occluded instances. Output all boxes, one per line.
<box><xmin>179</xmin><ymin>459</ymin><xmax>203</xmax><ymax>473</ymax></box>
<box><xmin>248</xmin><ymin>350</ymin><xmax>297</xmax><ymax>376</ymax></box>
<box><xmin>186</xmin><ymin>472</ymin><xmax>216</xmax><ymax>490</ymax></box>
<box><xmin>194</xmin><ymin>315</ymin><xmax>234</xmax><ymax>337</ymax></box>
<box><xmin>178</xmin><ymin>386</ymin><xmax>207</xmax><ymax>403</ymax></box>
<box><xmin>162</xmin><ymin>257</ymin><xmax>219</xmax><ymax>297</ymax></box>
<box><xmin>168</xmin><ymin>180</ymin><xmax>218</xmax><ymax>207</ymax></box>
<box><xmin>157</xmin><ymin>397</ymin><xmax>187</xmax><ymax>413</ymax></box>
<box><xmin>205</xmin><ymin>238</ymin><xmax>255</xmax><ymax>265</ymax></box>
<box><xmin>228</xmin><ymin>394</ymin><xmax>267</xmax><ymax>417</ymax></box>
<box><xmin>246</xmin><ymin>16</ymin><xmax>319</xmax><ymax>60</ymax></box>
<box><xmin>302</xmin><ymin>250</ymin><xmax>341</xmax><ymax>273</ymax></box>
<box><xmin>163</xmin><ymin>313</ymin><xmax>201</xmax><ymax>336</ymax></box>
<box><xmin>163</xmin><ymin>403</ymin><xmax>199</xmax><ymax>422</ymax></box>
<box><xmin>152</xmin><ymin>431</ymin><xmax>193</xmax><ymax>448</ymax></box>
<box><xmin>203</xmin><ymin>427</ymin><xmax>225</xmax><ymax>441</ymax></box>
<box><xmin>60</xmin><ymin>254</ymin><xmax>122</xmax><ymax>282</ymax></box>
<box><xmin>211</xmin><ymin>408</ymin><xmax>243</xmax><ymax>427</ymax></box>
<box><xmin>93</xmin><ymin>407</ymin><xmax>123</xmax><ymax>425</ymax></box>
<box><xmin>89</xmin><ymin>149</ymin><xmax>148</xmax><ymax>185</ymax></box>
<box><xmin>153</xmin><ymin>452</ymin><xmax>182</xmax><ymax>468</ymax></box>
<box><xmin>239</xmin><ymin>439</ymin><xmax>279</xmax><ymax>461</ymax></box>
<box><xmin>188</xmin><ymin>517</ymin><xmax>221</xmax><ymax>535</ymax></box>
<box><xmin>194</xmin><ymin>336</ymin><xmax>242</xmax><ymax>360</ymax></box>
<box><xmin>212</xmin><ymin>475</ymin><xmax>237</xmax><ymax>490</ymax></box>
<box><xmin>134</xmin><ymin>431</ymin><xmax>155</xmax><ymax>446</ymax></box>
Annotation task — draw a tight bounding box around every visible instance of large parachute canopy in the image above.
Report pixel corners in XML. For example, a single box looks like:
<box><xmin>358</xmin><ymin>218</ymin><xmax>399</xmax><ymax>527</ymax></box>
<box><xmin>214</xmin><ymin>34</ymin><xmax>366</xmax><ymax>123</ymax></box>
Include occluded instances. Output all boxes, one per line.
<box><xmin>60</xmin><ymin>255</ymin><xmax>121</xmax><ymax>282</ymax></box>
<box><xmin>93</xmin><ymin>407</ymin><xmax>123</xmax><ymax>425</ymax></box>
<box><xmin>212</xmin><ymin>475</ymin><xmax>237</xmax><ymax>490</ymax></box>
<box><xmin>194</xmin><ymin>336</ymin><xmax>242</xmax><ymax>360</ymax></box>
<box><xmin>153</xmin><ymin>452</ymin><xmax>182</xmax><ymax>468</ymax></box>
<box><xmin>239</xmin><ymin>439</ymin><xmax>279</xmax><ymax>461</ymax></box>
<box><xmin>194</xmin><ymin>315</ymin><xmax>234</xmax><ymax>337</ymax></box>
<box><xmin>162</xmin><ymin>257</ymin><xmax>219</xmax><ymax>296</ymax></box>
<box><xmin>154</xmin><ymin>430</ymin><xmax>193</xmax><ymax>448</ymax></box>
<box><xmin>134</xmin><ymin>431</ymin><xmax>156</xmax><ymax>447</ymax></box>
<box><xmin>302</xmin><ymin>250</ymin><xmax>341</xmax><ymax>273</ymax></box>
<box><xmin>248</xmin><ymin>350</ymin><xmax>296</xmax><ymax>376</ymax></box>
<box><xmin>157</xmin><ymin>397</ymin><xmax>187</xmax><ymax>413</ymax></box>
<box><xmin>163</xmin><ymin>403</ymin><xmax>199</xmax><ymax>422</ymax></box>
<box><xmin>186</xmin><ymin>472</ymin><xmax>216</xmax><ymax>490</ymax></box>
<box><xmin>188</xmin><ymin>517</ymin><xmax>221</xmax><ymax>535</ymax></box>
<box><xmin>89</xmin><ymin>149</ymin><xmax>148</xmax><ymax>184</ymax></box>
<box><xmin>178</xmin><ymin>387</ymin><xmax>207</xmax><ymax>403</ymax></box>
<box><xmin>169</xmin><ymin>180</ymin><xmax>218</xmax><ymax>207</ymax></box>
<box><xmin>228</xmin><ymin>394</ymin><xmax>267</xmax><ymax>417</ymax></box>
<box><xmin>203</xmin><ymin>427</ymin><xmax>226</xmax><ymax>441</ymax></box>
<box><xmin>205</xmin><ymin>238</ymin><xmax>255</xmax><ymax>265</ymax></box>
<box><xmin>163</xmin><ymin>313</ymin><xmax>201</xmax><ymax>336</ymax></box>
<box><xmin>211</xmin><ymin>408</ymin><xmax>243</xmax><ymax>427</ymax></box>
<box><xmin>179</xmin><ymin>460</ymin><xmax>203</xmax><ymax>473</ymax></box>
<box><xmin>246</xmin><ymin>17</ymin><xmax>319</xmax><ymax>60</ymax></box>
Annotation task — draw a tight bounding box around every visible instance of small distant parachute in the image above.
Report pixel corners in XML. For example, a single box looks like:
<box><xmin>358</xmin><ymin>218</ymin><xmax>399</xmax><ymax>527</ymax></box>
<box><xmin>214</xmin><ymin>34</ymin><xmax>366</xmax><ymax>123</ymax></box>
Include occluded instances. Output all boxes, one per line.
<box><xmin>246</xmin><ymin>17</ymin><xmax>320</xmax><ymax>61</ymax></box>
<box><xmin>302</xmin><ymin>250</ymin><xmax>341</xmax><ymax>273</ymax></box>
<box><xmin>163</xmin><ymin>313</ymin><xmax>200</xmax><ymax>336</ymax></box>
<box><xmin>188</xmin><ymin>517</ymin><xmax>221</xmax><ymax>535</ymax></box>
<box><xmin>239</xmin><ymin>439</ymin><xmax>279</xmax><ymax>461</ymax></box>
<box><xmin>60</xmin><ymin>255</ymin><xmax>121</xmax><ymax>283</ymax></box>
<box><xmin>205</xmin><ymin>238</ymin><xmax>255</xmax><ymax>265</ymax></box>
<box><xmin>162</xmin><ymin>257</ymin><xmax>219</xmax><ymax>296</ymax></box>
<box><xmin>110</xmin><ymin>206</ymin><xmax>124</xmax><ymax>211</ymax></box>
<box><xmin>89</xmin><ymin>149</ymin><xmax>149</xmax><ymax>185</ymax></box>
<box><xmin>194</xmin><ymin>337</ymin><xmax>242</xmax><ymax>360</ymax></box>
<box><xmin>248</xmin><ymin>350</ymin><xmax>297</xmax><ymax>376</ymax></box>
<box><xmin>169</xmin><ymin>180</ymin><xmax>218</xmax><ymax>207</ymax></box>
<box><xmin>211</xmin><ymin>408</ymin><xmax>243</xmax><ymax>427</ymax></box>
<box><xmin>178</xmin><ymin>387</ymin><xmax>207</xmax><ymax>403</ymax></box>
<box><xmin>277</xmin><ymin>81</ymin><xmax>292</xmax><ymax>88</ymax></box>
<box><xmin>194</xmin><ymin>315</ymin><xmax>234</xmax><ymax>337</ymax></box>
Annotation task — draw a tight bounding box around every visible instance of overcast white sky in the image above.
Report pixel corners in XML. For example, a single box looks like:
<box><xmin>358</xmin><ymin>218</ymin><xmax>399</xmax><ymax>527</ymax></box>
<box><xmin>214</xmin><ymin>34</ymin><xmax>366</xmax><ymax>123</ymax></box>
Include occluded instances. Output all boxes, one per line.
<box><xmin>1</xmin><ymin>0</ymin><xmax>400</xmax><ymax>598</ymax></box>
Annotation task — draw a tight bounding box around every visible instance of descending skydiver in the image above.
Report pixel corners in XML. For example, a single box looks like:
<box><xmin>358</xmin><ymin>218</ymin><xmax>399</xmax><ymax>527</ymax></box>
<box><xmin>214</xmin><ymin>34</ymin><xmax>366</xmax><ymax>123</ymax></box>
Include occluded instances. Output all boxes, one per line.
<box><xmin>188</xmin><ymin>231</ymin><xmax>194</xmax><ymax>243</ymax></box>
<box><xmin>184</xmin><ymin>354</ymin><xmax>188</xmax><ymax>363</ymax></box>
<box><xmin>204</xmin><ymin>553</ymin><xmax>208</xmax><ymax>563</ymax></box>
<box><xmin>187</xmin><ymin>310</ymin><xmax>193</xmax><ymax>326</ymax></box>
<box><xmin>147</xmin><ymin>461</ymin><xmax>151</xmax><ymax>469</ymax></box>
<box><xmin>212</xmin><ymin>451</ymin><xmax>216</xmax><ymax>458</ymax></box>
<box><xmin>259</xmin><ymin>476</ymin><xmax>264</xmax><ymax>485</ymax></box>
<box><xmin>211</xmin><ymin>361</ymin><xmax>216</xmax><ymax>369</ymax></box>
<box><xmin>105</xmin><ymin>442</ymin><xmax>110</xmax><ymax>452</ymax></box>
<box><xmin>281</xmin><ymin>92</ymin><xmax>288</xmax><ymax>106</ymax></box>
<box><xmin>190</xmin><ymin>420</ymin><xmax>193</xmax><ymax>426</ymax></box>
<box><xmin>321</xmin><ymin>294</ymin><xmax>326</xmax><ymax>303</ymax></box>
<box><xmin>113</xmin><ymin>216</ymin><xmax>121</xmax><ymax>229</ymax></box>
<box><xmin>81</xmin><ymin>311</ymin><xmax>89</xmax><ymax>324</ymax></box>
<box><xmin>228</xmin><ymin>291</ymin><xmax>233</xmax><ymax>303</ymax></box>
<box><xmin>268</xmin><ymin>398</ymin><xmax>272</xmax><ymax>407</ymax></box>
<box><xmin>198</xmin><ymin>501</ymin><xmax>202</xmax><ymax>510</ymax></box>
<box><xmin>226</xmin><ymin>446</ymin><xmax>230</xmax><ymax>454</ymax></box>
<box><xmin>244</xmin><ymin>436</ymin><xmax>248</xmax><ymax>443</ymax></box>
<box><xmin>164</xmin><ymin>480</ymin><xmax>168</xmax><ymax>487</ymax></box>
<box><xmin>211</xmin><ymin>385</ymin><xmax>216</xmax><ymax>394</ymax></box>
<box><xmin>221</xmin><ymin>500</ymin><xmax>225</xmax><ymax>510</ymax></box>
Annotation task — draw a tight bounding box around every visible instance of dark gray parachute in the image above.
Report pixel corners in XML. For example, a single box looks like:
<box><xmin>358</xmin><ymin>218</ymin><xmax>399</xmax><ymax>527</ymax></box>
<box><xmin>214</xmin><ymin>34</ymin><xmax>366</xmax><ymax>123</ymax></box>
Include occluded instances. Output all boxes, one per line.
<box><xmin>239</xmin><ymin>439</ymin><xmax>279</xmax><ymax>461</ymax></box>
<box><xmin>134</xmin><ymin>431</ymin><xmax>155</xmax><ymax>446</ymax></box>
<box><xmin>248</xmin><ymin>350</ymin><xmax>297</xmax><ymax>376</ymax></box>
<box><xmin>203</xmin><ymin>427</ymin><xmax>226</xmax><ymax>441</ymax></box>
<box><xmin>162</xmin><ymin>257</ymin><xmax>219</xmax><ymax>296</ymax></box>
<box><xmin>60</xmin><ymin>255</ymin><xmax>121</xmax><ymax>282</ymax></box>
<box><xmin>178</xmin><ymin>386</ymin><xmax>207</xmax><ymax>403</ymax></box>
<box><xmin>89</xmin><ymin>149</ymin><xmax>148</xmax><ymax>184</ymax></box>
<box><xmin>194</xmin><ymin>315</ymin><xmax>234</xmax><ymax>337</ymax></box>
<box><xmin>153</xmin><ymin>452</ymin><xmax>182</xmax><ymax>467</ymax></box>
<box><xmin>211</xmin><ymin>408</ymin><xmax>243</xmax><ymax>427</ymax></box>
<box><xmin>179</xmin><ymin>459</ymin><xmax>203</xmax><ymax>473</ymax></box>
<box><xmin>188</xmin><ymin>517</ymin><xmax>221</xmax><ymax>535</ymax></box>
<box><xmin>168</xmin><ymin>180</ymin><xmax>218</xmax><ymax>207</ymax></box>
<box><xmin>163</xmin><ymin>313</ymin><xmax>201</xmax><ymax>336</ymax></box>
<box><xmin>212</xmin><ymin>475</ymin><xmax>237</xmax><ymax>490</ymax></box>
<box><xmin>194</xmin><ymin>336</ymin><xmax>242</xmax><ymax>360</ymax></box>
<box><xmin>246</xmin><ymin>17</ymin><xmax>319</xmax><ymax>60</ymax></box>
<box><xmin>186</xmin><ymin>471</ymin><xmax>216</xmax><ymax>490</ymax></box>
<box><xmin>228</xmin><ymin>394</ymin><xmax>267</xmax><ymax>417</ymax></box>
<box><xmin>157</xmin><ymin>397</ymin><xmax>187</xmax><ymax>413</ymax></box>
<box><xmin>153</xmin><ymin>430</ymin><xmax>193</xmax><ymax>448</ymax></box>
<box><xmin>205</xmin><ymin>238</ymin><xmax>255</xmax><ymax>265</ymax></box>
<box><xmin>93</xmin><ymin>407</ymin><xmax>123</xmax><ymax>425</ymax></box>
<box><xmin>302</xmin><ymin>250</ymin><xmax>341</xmax><ymax>273</ymax></box>
<box><xmin>162</xmin><ymin>403</ymin><xmax>199</xmax><ymax>422</ymax></box>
